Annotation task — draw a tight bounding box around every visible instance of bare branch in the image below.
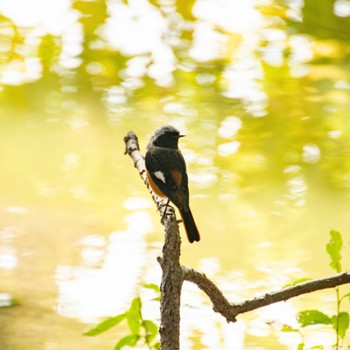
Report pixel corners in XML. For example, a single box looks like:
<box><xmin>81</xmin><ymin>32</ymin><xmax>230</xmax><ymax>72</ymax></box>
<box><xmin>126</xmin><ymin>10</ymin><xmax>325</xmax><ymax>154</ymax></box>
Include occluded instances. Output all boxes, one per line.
<box><xmin>183</xmin><ymin>266</ymin><xmax>237</xmax><ymax>323</ymax></box>
<box><xmin>184</xmin><ymin>266</ymin><xmax>350</xmax><ymax>321</ymax></box>
<box><xmin>232</xmin><ymin>270</ymin><xmax>350</xmax><ymax>315</ymax></box>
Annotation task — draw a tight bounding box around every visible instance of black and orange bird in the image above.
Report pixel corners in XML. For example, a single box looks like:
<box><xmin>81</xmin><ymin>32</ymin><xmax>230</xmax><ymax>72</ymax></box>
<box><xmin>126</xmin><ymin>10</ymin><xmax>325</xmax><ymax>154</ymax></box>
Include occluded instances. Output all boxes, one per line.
<box><xmin>145</xmin><ymin>125</ymin><xmax>200</xmax><ymax>243</ymax></box>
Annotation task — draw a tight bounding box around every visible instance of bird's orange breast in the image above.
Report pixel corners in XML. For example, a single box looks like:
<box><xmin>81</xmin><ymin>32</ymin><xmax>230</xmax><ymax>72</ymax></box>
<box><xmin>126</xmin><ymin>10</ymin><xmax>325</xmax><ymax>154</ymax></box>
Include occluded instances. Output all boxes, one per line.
<box><xmin>146</xmin><ymin>171</ymin><xmax>166</xmax><ymax>198</ymax></box>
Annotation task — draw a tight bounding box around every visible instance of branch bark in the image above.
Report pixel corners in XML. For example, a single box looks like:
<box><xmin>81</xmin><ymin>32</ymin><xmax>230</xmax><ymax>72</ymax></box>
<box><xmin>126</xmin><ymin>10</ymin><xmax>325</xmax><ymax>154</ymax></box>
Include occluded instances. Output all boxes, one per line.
<box><xmin>184</xmin><ymin>267</ymin><xmax>350</xmax><ymax>321</ymax></box>
<box><xmin>124</xmin><ymin>130</ymin><xmax>350</xmax><ymax>346</ymax></box>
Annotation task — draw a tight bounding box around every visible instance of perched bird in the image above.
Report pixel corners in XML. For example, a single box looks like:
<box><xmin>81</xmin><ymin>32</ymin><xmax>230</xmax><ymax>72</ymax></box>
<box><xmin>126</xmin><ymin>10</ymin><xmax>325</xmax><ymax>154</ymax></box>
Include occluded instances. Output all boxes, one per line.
<box><xmin>145</xmin><ymin>125</ymin><xmax>200</xmax><ymax>243</ymax></box>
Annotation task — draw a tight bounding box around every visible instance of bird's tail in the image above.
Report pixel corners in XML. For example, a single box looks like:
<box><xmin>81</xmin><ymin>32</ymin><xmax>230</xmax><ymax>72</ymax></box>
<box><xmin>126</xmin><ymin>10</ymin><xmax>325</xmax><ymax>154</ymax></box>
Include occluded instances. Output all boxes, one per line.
<box><xmin>180</xmin><ymin>208</ymin><xmax>200</xmax><ymax>243</ymax></box>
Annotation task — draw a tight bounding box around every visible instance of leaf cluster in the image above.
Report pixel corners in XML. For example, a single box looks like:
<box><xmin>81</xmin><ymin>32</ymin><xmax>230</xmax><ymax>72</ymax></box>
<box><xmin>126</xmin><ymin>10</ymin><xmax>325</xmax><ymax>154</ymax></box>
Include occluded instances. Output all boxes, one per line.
<box><xmin>84</xmin><ymin>284</ymin><xmax>160</xmax><ymax>350</ymax></box>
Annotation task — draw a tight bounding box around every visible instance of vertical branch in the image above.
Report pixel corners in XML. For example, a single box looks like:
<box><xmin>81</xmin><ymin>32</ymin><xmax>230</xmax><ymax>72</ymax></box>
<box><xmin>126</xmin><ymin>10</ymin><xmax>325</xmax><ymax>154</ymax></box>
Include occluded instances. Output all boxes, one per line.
<box><xmin>124</xmin><ymin>131</ymin><xmax>183</xmax><ymax>349</ymax></box>
<box><xmin>158</xmin><ymin>216</ymin><xmax>183</xmax><ymax>350</ymax></box>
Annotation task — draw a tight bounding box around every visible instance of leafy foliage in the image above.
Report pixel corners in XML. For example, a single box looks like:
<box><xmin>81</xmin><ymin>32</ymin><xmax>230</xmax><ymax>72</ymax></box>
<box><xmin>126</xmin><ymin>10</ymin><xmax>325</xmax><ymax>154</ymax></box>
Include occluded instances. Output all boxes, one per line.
<box><xmin>331</xmin><ymin>312</ymin><xmax>349</xmax><ymax>340</ymax></box>
<box><xmin>84</xmin><ymin>294</ymin><xmax>159</xmax><ymax>349</ymax></box>
<box><xmin>297</xmin><ymin>310</ymin><xmax>331</xmax><ymax>327</ymax></box>
<box><xmin>282</xmin><ymin>230</ymin><xmax>350</xmax><ymax>349</ymax></box>
<box><xmin>326</xmin><ymin>230</ymin><xmax>343</xmax><ymax>273</ymax></box>
<box><xmin>84</xmin><ymin>313</ymin><xmax>126</xmax><ymax>336</ymax></box>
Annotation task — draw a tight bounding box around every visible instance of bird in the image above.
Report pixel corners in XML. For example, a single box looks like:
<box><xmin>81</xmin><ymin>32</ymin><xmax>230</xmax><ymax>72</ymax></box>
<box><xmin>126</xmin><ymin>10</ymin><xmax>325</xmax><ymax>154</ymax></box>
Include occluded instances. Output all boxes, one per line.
<box><xmin>145</xmin><ymin>125</ymin><xmax>200</xmax><ymax>243</ymax></box>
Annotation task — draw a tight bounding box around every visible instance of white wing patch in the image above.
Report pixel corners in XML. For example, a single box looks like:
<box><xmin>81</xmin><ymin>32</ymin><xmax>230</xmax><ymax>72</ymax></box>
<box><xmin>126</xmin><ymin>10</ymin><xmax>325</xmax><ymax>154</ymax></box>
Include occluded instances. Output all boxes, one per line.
<box><xmin>153</xmin><ymin>171</ymin><xmax>166</xmax><ymax>183</ymax></box>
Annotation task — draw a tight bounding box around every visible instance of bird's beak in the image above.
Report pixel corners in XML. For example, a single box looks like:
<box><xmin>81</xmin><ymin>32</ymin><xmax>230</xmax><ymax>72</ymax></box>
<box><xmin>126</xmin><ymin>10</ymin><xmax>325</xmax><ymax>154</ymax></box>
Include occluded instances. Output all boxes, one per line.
<box><xmin>179</xmin><ymin>134</ymin><xmax>185</xmax><ymax>138</ymax></box>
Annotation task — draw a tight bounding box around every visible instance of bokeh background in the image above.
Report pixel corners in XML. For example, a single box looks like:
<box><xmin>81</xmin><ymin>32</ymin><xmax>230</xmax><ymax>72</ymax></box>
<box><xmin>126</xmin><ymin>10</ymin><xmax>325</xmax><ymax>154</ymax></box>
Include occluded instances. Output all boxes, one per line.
<box><xmin>1</xmin><ymin>0</ymin><xmax>350</xmax><ymax>348</ymax></box>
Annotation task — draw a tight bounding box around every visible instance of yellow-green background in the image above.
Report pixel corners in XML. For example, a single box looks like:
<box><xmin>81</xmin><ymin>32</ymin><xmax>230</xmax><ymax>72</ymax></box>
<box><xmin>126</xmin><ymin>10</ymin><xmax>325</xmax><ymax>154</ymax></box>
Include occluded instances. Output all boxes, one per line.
<box><xmin>1</xmin><ymin>0</ymin><xmax>350</xmax><ymax>348</ymax></box>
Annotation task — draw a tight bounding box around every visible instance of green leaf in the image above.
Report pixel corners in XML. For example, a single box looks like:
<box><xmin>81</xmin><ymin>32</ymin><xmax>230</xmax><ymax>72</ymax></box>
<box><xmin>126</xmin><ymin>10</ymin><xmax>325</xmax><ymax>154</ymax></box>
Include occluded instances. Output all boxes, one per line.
<box><xmin>297</xmin><ymin>310</ymin><xmax>331</xmax><ymax>327</ymax></box>
<box><xmin>326</xmin><ymin>230</ymin><xmax>343</xmax><ymax>272</ymax></box>
<box><xmin>84</xmin><ymin>313</ymin><xmax>126</xmax><ymax>336</ymax></box>
<box><xmin>143</xmin><ymin>283</ymin><xmax>161</xmax><ymax>300</ymax></box>
<box><xmin>143</xmin><ymin>283</ymin><xmax>160</xmax><ymax>294</ymax></box>
<box><xmin>127</xmin><ymin>297</ymin><xmax>142</xmax><ymax>335</ymax></box>
<box><xmin>297</xmin><ymin>343</ymin><xmax>304</xmax><ymax>350</ymax></box>
<box><xmin>143</xmin><ymin>320</ymin><xmax>158</xmax><ymax>343</ymax></box>
<box><xmin>331</xmin><ymin>312</ymin><xmax>349</xmax><ymax>339</ymax></box>
<box><xmin>281</xmin><ymin>324</ymin><xmax>300</xmax><ymax>333</ymax></box>
<box><xmin>152</xmin><ymin>341</ymin><xmax>161</xmax><ymax>350</ymax></box>
<box><xmin>129</xmin><ymin>297</ymin><xmax>142</xmax><ymax>312</ymax></box>
<box><xmin>114</xmin><ymin>334</ymin><xmax>140</xmax><ymax>350</ymax></box>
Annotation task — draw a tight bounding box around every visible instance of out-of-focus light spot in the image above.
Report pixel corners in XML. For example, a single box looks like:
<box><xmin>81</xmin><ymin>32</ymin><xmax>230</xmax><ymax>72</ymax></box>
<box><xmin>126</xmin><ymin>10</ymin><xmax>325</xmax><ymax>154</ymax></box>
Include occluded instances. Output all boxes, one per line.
<box><xmin>124</xmin><ymin>197</ymin><xmax>152</xmax><ymax>210</ymax></box>
<box><xmin>288</xmin><ymin>35</ymin><xmax>313</xmax><ymax>78</ymax></box>
<box><xmin>193</xmin><ymin>0</ymin><xmax>263</xmax><ymax>33</ymax></box>
<box><xmin>223</xmin><ymin>60</ymin><xmax>268</xmax><ymax>117</ymax></box>
<box><xmin>217</xmin><ymin>141</ymin><xmax>240</xmax><ymax>156</ymax></box>
<box><xmin>104</xmin><ymin>86</ymin><xmax>127</xmax><ymax>113</ymax></box>
<box><xmin>283</xmin><ymin>165</ymin><xmax>302</xmax><ymax>174</ymax></box>
<box><xmin>189</xmin><ymin>22</ymin><xmax>226</xmax><ymax>62</ymax></box>
<box><xmin>196</xmin><ymin>73</ymin><xmax>216</xmax><ymax>86</ymax></box>
<box><xmin>190</xmin><ymin>171</ymin><xmax>218</xmax><ymax>185</ymax></box>
<box><xmin>286</xmin><ymin>175</ymin><xmax>307</xmax><ymax>207</ymax></box>
<box><xmin>5</xmin><ymin>206</ymin><xmax>27</xmax><ymax>214</ymax></box>
<box><xmin>198</xmin><ymin>257</ymin><xmax>221</xmax><ymax>277</ymax></box>
<box><xmin>163</xmin><ymin>102</ymin><xmax>185</xmax><ymax>114</ymax></box>
<box><xmin>37</xmin><ymin>184</ymin><xmax>57</xmax><ymax>197</ymax></box>
<box><xmin>0</xmin><ymin>293</ymin><xmax>17</xmax><ymax>307</ymax></box>
<box><xmin>218</xmin><ymin>116</ymin><xmax>242</xmax><ymax>138</ymax></box>
<box><xmin>79</xmin><ymin>235</ymin><xmax>106</xmax><ymax>247</ymax></box>
<box><xmin>302</xmin><ymin>144</ymin><xmax>321</xmax><ymax>164</ymax></box>
<box><xmin>181</xmin><ymin>148</ymin><xmax>196</xmax><ymax>163</ymax></box>
<box><xmin>0</xmin><ymin>0</ymin><xmax>72</xmax><ymax>33</ymax></box>
<box><xmin>261</xmin><ymin>29</ymin><xmax>286</xmax><ymax>67</ymax></box>
<box><xmin>124</xmin><ymin>56</ymin><xmax>151</xmax><ymax>78</ymax></box>
<box><xmin>0</xmin><ymin>58</ymin><xmax>42</xmax><ymax>85</ymax></box>
<box><xmin>66</xmin><ymin>118</ymin><xmax>89</xmax><ymax>129</ymax></box>
<box><xmin>61</xmin><ymin>153</ymin><xmax>80</xmax><ymax>172</ymax></box>
<box><xmin>124</xmin><ymin>211</ymin><xmax>154</xmax><ymax>235</ymax></box>
<box><xmin>70</xmin><ymin>187</ymin><xmax>87</xmax><ymax>199</ymax></box>
<box><xmin>0</xmin><ymin>253</ymin><xmax>17</xmax><ymax>270</ymax></box>
<box><xmin>55</xmin><ymin>211</ymin><xmax>152</xmax><ymax>322</ymax></box>
<box><xmin>246</xmin><ymin>322</ymin><xmax>271</xmax><ymax>338</ymax></box>
<box><xmin>196</xmin><ymin>156</ymin><xmax>214</xmax><ymax>166</ymax></box>
<box><xmin>289</xmin><ymin>35</ymin><xmax>313</xmax><ymax>65</ymax></box>
<box><xmin>218</xmin><ymin>193</ymin><xmax>236</xmax><ymax>201</ymax></box>
<box><xmin>334</xmin><ymin>80</ymin><xmax>350</xmax><ymax>90</ymax></box>
<box><xmin>286</xmin><ymin>0</ymin><xmax>303</xmax><ymax>21</ymax></box>
<box><xmin>256</xmin><ymin>241</ymin><xmax>273</xmax><ymax>248</ymax></box>
<box><xmin>334</xmin><ymin>0</ymin><xmax>350</xmax><ymax>17</ymax></box>
<box><xmin>103</xmin><ymin>1</ymin><xmax>166</xmax><ymax>56</ymax></box>
<box><xmin>0</xmin><ymin>227</ymin><xmax>17</xmax><ymax>270</ymax></box>
<box><xmin>148</xmin><ymin>45</ymin><xmax>175</xmax><ymax>86</ymax></box>
<box><xmin>328</xmin><ymin>130</ymin><xmax>342</xmax><ymax>139</ymax></box>
<box><xmin>81</xmin><ymin>247</ymin><xmax>104</xmax><ymax>267</ymax></box>
<box><xmin>290</xmin><ymin>64</ymin><xmax>310</xmax><ymax>78</ymax></box>
<box><xmin>86</xmin><ymin>62</ymin><xmax>104</xmax><ymax>76</ymax></box>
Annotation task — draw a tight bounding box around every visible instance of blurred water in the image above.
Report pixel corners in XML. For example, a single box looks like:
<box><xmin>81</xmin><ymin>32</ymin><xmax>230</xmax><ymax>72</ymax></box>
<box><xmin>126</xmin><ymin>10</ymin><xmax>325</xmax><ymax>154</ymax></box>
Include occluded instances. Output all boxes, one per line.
<box><xmin>1</xmin><ymin>0</ymin><xmax>350</xmax><ymax>349</ymax></box>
